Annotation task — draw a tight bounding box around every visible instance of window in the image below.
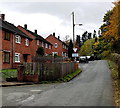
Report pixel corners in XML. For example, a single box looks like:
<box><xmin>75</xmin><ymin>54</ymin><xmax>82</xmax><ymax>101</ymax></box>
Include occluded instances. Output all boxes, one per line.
<box><xmin>4</xmin><ymin>52</ymin><xmax>10</xmax><ymax>63</ymax></box>
<box><xmin>15</xmin><ymin>35</ymin><xmax>21</xmax><ymax>44</ymax></box>
<box><xmin>25</xmin><ymin>38</ymin><xmax>29</xmax><ymax>46</ymax></box>
<box><xmin>42</xmin><ymin>42</ymin><xmax>44</xmax><ymax>47</ymax></box>
<box><xmin>49</xmin><ymin>45</ymin><xmax>52</xmax><ymax>49</ymax></box>
<box><xmin>4</xmin><ymin>32</ymin><xmax>10</xmax><ymax>41</ymax></box>
<box><xmin>45</xmin><ymin>43</ymin><xmax>48</xmax><ymax>48</ymax></box>
<box><xmin>54</xmin><ymin>43</ymin><xmax>58</xmax><ymax>48</ymax></box>
<box><xmin>37</xmin><ymin>40</ymin><xmax>39</xmax><ymax>45</ymax></box>
<box><xmin>15</xmin><ymin>53</ymin><xmax>20</xmax><ymax>62</ymax></box>
<box><xmin>52</xmin><ymin>52</ymin><xmax>58</xmax><ymax>56</ymax></box>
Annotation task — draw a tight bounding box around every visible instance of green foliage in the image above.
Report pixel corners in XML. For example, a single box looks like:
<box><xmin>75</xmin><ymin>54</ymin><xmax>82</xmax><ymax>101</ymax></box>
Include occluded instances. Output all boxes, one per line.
<box><xmin>0</xmin><ymin>69</ymin><xmax>17</xmax><ymax>79</ymax></box>
<box><xmin>68</xmin><ymin>40</ymin><xmax>74</xmax><ymax>58</ymax></box>
<box><xmin>103</xmin><ymin>10</ymin><xmax>113</xmax><ymax>24</ymax></box>
<box><xmin>36</xmin><ymin>47</ymin><xmax>44</xmax><ymax>56</ymax></box>
<box><xmin>59</xmin><ymin>68</ymin><xmax>82</xmax><ymax>82</ymax></box>
<box><xmin>79</xmin><ymin>39</ymin><xmax>95</xmax><ymax>56</ymax></box>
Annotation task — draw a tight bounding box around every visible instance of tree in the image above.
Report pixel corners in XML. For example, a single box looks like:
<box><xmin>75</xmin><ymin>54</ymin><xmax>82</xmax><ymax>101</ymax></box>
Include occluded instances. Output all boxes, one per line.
<box><xmin>64</xmin><ymin>35</ymin><xmax>70</xmax><ymax>45</ymax></box>
<box><xmin>79</xmin><ymin>39</ymin><xmax>95</xmax><ymax>56</ymax></box>
<box><xmin>76</xmin><ymin>35</ymin><xmax>81</xmax><ymax>47</ymax></box>
<box><xmin>82</xmin><ymin>31</ymin><xmax>88</xmax><ymax>44</ymax></box>
<box><xmin>88</xmin><ymin>33</ymin><xmax>92</xmax><ymax>39</ymax></box>
<box><xmin>36</xmin><ymin>47</ymin><xmax>44</xmax><ymax>56</ymax></box>
<box><xmin>93</xmin><ymin>30</ymin><xmax>97</xmax><ymax>38</ymax></box>
<box><xmin>68</xmin><ymin>40</ymin><xmax>74</xmax><ymax>58</ymax></box>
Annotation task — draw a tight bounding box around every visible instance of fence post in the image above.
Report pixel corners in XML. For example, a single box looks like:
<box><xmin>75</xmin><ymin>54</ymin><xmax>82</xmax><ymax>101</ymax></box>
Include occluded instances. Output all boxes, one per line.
<box><xmin>17</xmin><ymin>65</ymin><xmax>24</xmax><ymax>81</ymax></box>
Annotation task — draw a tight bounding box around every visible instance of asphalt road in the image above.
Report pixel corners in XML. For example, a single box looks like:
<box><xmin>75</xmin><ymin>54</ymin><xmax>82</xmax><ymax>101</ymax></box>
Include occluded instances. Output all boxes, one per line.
<box><xmin>2</xmin><ymin>60</ymin><xmax>114</xmax><ymax>106</ymax></box>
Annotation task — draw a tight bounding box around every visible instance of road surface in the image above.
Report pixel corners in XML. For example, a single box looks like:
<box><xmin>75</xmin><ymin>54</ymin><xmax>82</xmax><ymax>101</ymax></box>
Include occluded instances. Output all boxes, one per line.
<box><xmin>2</xmin><ymin>60</ymin><xmax>114</xmax><ymax>106</ymax></box>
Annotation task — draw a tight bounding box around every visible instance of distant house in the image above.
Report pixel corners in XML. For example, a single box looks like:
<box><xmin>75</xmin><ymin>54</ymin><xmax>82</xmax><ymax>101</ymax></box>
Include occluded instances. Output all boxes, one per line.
<box><xmin>46</xmin><ymin>33</ymin><xmax>68</xmax><ymax>57</ymax></box>
<box><xmin>18</xmin><ymin>25</ymin><xmax>52</xmax><ymax>56</ymax></box>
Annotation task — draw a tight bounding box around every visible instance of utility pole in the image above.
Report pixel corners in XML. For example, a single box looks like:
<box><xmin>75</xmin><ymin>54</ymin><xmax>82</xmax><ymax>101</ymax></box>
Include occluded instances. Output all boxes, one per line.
<box><xmin>72</xmin><ymin>12</ymin><xmax>75</xmax><ymax>44</ymax></box>
<box><xmin>72</xmin><ymin>12</ymin><xmax>82</xmax><ymax>45</ymax></box>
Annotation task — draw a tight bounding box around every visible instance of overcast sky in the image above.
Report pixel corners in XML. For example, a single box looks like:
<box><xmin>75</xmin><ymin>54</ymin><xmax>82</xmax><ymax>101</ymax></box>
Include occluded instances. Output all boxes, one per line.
<box><xmin>0</xmin><ymin>0</ymin><xmax>115</xmax><ymax>41</ymax></box>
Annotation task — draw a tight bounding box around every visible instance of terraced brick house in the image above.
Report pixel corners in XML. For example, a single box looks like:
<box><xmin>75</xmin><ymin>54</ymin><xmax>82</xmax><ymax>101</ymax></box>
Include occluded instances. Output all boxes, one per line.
<box><xmin>46</xmin><ymin>33</ymin><xmax>68</xmax><ymax>57</ymax></box>
<box><xmin>0</xmin><ymin>14</ymin><xmax>52</xmax><ymax>69</ymax></box>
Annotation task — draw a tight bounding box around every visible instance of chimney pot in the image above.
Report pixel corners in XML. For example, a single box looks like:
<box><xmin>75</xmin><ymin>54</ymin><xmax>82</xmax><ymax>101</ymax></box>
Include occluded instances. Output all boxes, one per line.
<box><xmin>35</xmin><ymin>29</ymin><xmax>37</xmax><ymax>34</ymax></box>
<box><xmin>53</xmin><ymin>32</ymin><xmax>55</xmax><ymax>36</ymax></box>
<box><xmin>58</xmin><ymin>36</ymin><xmax>60</xmax><ymax>40</ymax></box>
<box><xmin>24</xmin><ymin>24</ymin><xmax>27</xmax><ymax>29</ymax></box>
<box><xmin>0</xmin><ymin>14</ymin><xmax>5</xmax><ymax>20</ymax></box>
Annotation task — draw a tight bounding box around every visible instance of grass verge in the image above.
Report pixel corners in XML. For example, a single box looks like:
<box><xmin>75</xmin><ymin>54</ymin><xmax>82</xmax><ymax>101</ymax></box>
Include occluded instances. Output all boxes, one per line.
<box><xmin>108</xmin><ymin>60</ymin><xmax>120</xmax><ymax>106</ymax></box>
<box><xmin>0</xmin><ymin>69</ymin><xmax>17</xmax><ymax>79</ymax></box>
<box><xmin>40</xmin><ymin>68</ymin><xmax>82</xmax><ymax>84</ymax></box>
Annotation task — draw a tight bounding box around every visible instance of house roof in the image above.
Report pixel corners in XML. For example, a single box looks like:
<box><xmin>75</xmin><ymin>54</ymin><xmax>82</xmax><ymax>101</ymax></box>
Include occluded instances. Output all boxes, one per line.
<box><xmin>47</xmin><ymin>34</ymin><xmax>68</xmax><ymax>47</ymax></box>
<box><xmin>0</xmin><ymin>19</ymin><xmax>32</xmax><ymax>40</ymax></box>
<box><xmin>23</xmin><ymin>27</ymin><xmax>52</xmax><ymax>45</ymax></box>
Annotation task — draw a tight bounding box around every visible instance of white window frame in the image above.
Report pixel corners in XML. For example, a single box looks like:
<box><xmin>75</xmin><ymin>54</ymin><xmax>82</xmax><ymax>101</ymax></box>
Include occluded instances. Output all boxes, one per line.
<box><xmin>37</xmin><ymin>40</ymin><xmax>39</xmax><ymax>45</ymax></box>
<box><xmin>42</xmin><ymin>42</ymin><xmax>44</xmax><ymax>47</ymax></box>
<box><xmin>49</xmin><ymin>45</ymin><xmax>51</xmax><ymax>49</ymax></box>
<box><xmin>15</xmin><ymin>35</ymin><xmax>21</xmax><ymax>44</ymax></box>
<box><xmin>45</xmin><ymin>43</ymin><xmax>48</xmax><ymax>48</ymax></box>
<box><xmin>25</xmin><ymin>38</ymin><xmax>29</xmax><ymax>46</ymax></box>
<box><xmin>15</xmin><ymin>53</ymin><xmax>20</xmax><ymax>63</ymax></box>
<box><xmin>54</xmin><ymin>43</ymin><xmax>58</xmax><ymax>48</ymax></box>
<box><xmin>52</xmin><ymin>52</ymin><xmax>58</xmax><ymax>56</ymax></box>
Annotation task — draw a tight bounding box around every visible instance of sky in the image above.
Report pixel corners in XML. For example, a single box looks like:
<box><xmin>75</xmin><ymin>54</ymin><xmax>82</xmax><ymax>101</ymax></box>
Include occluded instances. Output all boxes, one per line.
<box><xmin>0</xmin><ymin>0</ymin><xmax>115</xmax><ymax>41</ymax></box>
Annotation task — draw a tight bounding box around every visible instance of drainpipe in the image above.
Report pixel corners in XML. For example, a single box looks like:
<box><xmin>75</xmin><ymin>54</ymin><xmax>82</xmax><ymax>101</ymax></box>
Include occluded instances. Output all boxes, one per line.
<box><xmin>11</xmin><ymin>33</ymin><xmax>15</xmax><ymax>68</ymax></box>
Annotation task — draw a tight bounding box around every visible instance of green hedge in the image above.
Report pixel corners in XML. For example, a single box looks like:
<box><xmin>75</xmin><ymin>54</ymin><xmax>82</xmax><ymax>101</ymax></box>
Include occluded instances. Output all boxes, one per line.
<box><xmin>110</xmin><ymin>53</ymin><xmax>120</xmax><ymax>79</ymax></box>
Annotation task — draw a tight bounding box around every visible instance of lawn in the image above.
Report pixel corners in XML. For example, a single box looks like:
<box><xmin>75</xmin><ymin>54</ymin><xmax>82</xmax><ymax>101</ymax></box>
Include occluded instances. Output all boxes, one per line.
<box><xmin>0</xmin><ymin>69</ymin><xmax>17</xmax><ymax>79</ymax></box>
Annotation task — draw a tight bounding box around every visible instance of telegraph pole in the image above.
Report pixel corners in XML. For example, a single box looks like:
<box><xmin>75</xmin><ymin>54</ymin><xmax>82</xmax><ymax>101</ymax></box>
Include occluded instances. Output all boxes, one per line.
<box><xmin>72</xmin><ymin>12</ymin><xmax>75</xmax><ymax>44</ymax></box>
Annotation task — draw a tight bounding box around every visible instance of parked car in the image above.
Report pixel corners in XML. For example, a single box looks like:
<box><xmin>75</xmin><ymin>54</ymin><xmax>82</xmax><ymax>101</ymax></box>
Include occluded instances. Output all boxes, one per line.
<box><xmin>79</xmin><ymin>56</ymin><xmax>88</xmax><ymax>63</ymax></box>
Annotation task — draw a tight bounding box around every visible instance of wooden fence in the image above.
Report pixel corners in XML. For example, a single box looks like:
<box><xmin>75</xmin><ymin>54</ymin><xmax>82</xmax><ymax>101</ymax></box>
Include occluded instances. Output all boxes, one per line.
<box><xmin>32</xmin><ymin>56</ymin><xmax>64</xmax><ymax>63</ymax></box>
<box><xmin>18</xmin><ymin>62</ymin><xmax>76</xmax><ymax>82</ymax></box>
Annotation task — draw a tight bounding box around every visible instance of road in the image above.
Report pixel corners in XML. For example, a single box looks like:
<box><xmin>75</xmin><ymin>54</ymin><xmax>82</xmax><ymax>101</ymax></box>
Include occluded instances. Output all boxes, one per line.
<box><xmin>2</xmin><ymin>60</ymin><xmax>114</xmax><ymax>106</ymax></box>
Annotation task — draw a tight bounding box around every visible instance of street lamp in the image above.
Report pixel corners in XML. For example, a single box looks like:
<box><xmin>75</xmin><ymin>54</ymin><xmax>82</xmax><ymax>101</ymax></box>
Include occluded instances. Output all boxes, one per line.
<box><xmin>72</xmin><ymin>12</ymin><xmax>82</xmax><ymax>45</ymax></box>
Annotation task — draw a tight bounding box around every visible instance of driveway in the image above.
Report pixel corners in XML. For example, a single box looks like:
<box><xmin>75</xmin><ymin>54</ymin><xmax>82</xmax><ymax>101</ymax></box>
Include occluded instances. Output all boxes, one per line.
<box><xmin>2</xmin><ymin>60</ymin><xmax>114</xmax><ymax>106</ymax></box>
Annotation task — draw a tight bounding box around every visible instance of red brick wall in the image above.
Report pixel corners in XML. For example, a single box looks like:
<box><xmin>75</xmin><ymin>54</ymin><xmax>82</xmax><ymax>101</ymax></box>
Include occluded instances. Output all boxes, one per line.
<box><xmin>1</xmin><ymin>30</ymin><xmax>13</xmax><ymax>69</ymax></box>
<box><xmin>46</xmin><ymin>35</ymin><xmax>68</xmax><ymax>56</ymax></box>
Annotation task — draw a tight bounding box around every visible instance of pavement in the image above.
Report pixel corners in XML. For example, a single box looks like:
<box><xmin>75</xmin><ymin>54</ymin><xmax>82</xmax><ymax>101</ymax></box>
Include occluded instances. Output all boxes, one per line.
<box><xmin>0</xmin><ymin>81</ymin><xmax>35</xmax><ymax>87</ymax></box>
<box><xmin>2</xmin><ymin>60</ymin><xmax>114</xmax><ymax>106</ymax></box>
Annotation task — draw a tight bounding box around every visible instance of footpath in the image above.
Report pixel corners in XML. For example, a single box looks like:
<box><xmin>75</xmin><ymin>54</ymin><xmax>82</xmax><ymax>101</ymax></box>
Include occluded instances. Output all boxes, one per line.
<box><xmin>0</xmin><ymin>81</ymin><xmax>35</xmax><ymax>87</ymax></box>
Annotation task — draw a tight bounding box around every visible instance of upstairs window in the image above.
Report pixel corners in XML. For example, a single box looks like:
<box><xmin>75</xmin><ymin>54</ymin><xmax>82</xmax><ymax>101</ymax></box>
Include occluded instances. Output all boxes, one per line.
<box><xmin>15</xmin><ymin>35</ymin><xmax>21</xmax><ymax>44</ymax></box>
<box><xmin>4</xmin><ymin>52</ymin><xmax>10</xmax><ymax>63</ymax></box>
<box><xmin>45</xmin><ymin>43</ymin><xmax>48</xmax><ymax>48</ymax></box>
<box><xmin>4</xmin><ymin>32</ymin><xmax>10</xmax><ymax>41</ymax></box>
<box><xmin>42</xmin><ymin>42</ymin><xmax>44</xmax><ymax>47</ymax></box>
<box><xmin>37</xmin><ymin>40</ymin><xmax>39</xmax><ymax>45</ymax></box>
<box><xmin>25</xmin><ymin>38</ymin><xmax>29</xmax><ymax>46</ymax></box>
<box><xmin>54</xmin><ymin>43</ymin><xmax>58</xmax><ymax>48</ymax></box>
<box><xmin>49</xmin><ymin>45</ymin><xmax>52</xmax><ymax>49</ymax></box>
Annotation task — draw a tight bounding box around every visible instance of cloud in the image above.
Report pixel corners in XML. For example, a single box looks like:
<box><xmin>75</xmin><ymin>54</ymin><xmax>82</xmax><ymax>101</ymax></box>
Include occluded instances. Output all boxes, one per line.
<box><xmin>0</xmin><ymin>1</ymin><xmax>114</xmax><ymax>40</ymax></box>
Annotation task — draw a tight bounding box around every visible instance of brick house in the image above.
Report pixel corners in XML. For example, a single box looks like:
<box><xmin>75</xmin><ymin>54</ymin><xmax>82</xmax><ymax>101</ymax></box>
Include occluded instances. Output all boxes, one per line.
<box><xmin>17</xmin><ymin>25</ymin><xmax>52</xmax><ymax>56</ymax></box>
<box><xmin>46</xmin><ymin>33</ymin><xmax>68</xmax><ymax>57</ymax></box>
<box><xmin>0</xmin><ymin>14</ymin><xmax>52</xmax><ymax>69</ymax></box>
<box><xmin>0</xmin><ymin>14</ymin><xmax>33</xmax><ymax>69</ymax></box>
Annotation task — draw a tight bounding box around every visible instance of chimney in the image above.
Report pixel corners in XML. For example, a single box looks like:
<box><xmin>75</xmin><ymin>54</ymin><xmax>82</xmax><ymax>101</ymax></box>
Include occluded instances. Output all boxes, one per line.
<box><xmin>35</xmin><ymin>29</ymin><xmax>37</xmax><ymax>34</ymax></box>
<box><xmin>24</xmin><ymin>24</ymin><xmax>27</xmax><ymax>29</ymax></box>
<box><xmin>0</xmin><ymin>14</ymin><xmax>5</xmax><ymax>20</ymax></box>
<box><xmin>58</xmin><ymin>36</ymin><xmax>60</xmax><ymax>40</ymax></box>
<box><xmin>53</xmin><ymin>32</ymin><xmax>55</xmax><ymax>36</ymax></box>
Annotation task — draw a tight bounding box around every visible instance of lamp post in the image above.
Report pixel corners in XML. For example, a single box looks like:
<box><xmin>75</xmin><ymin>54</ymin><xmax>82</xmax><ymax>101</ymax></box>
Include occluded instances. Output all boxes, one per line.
<box><xmin>72</xmin><ymin>12</ymin><xmax>82</xmax><ymax>45</ymax></box>
<box><xmin>72</xmin><ymin>12</ymin><xmax>82</xmax><ymax>61</ymax></box>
